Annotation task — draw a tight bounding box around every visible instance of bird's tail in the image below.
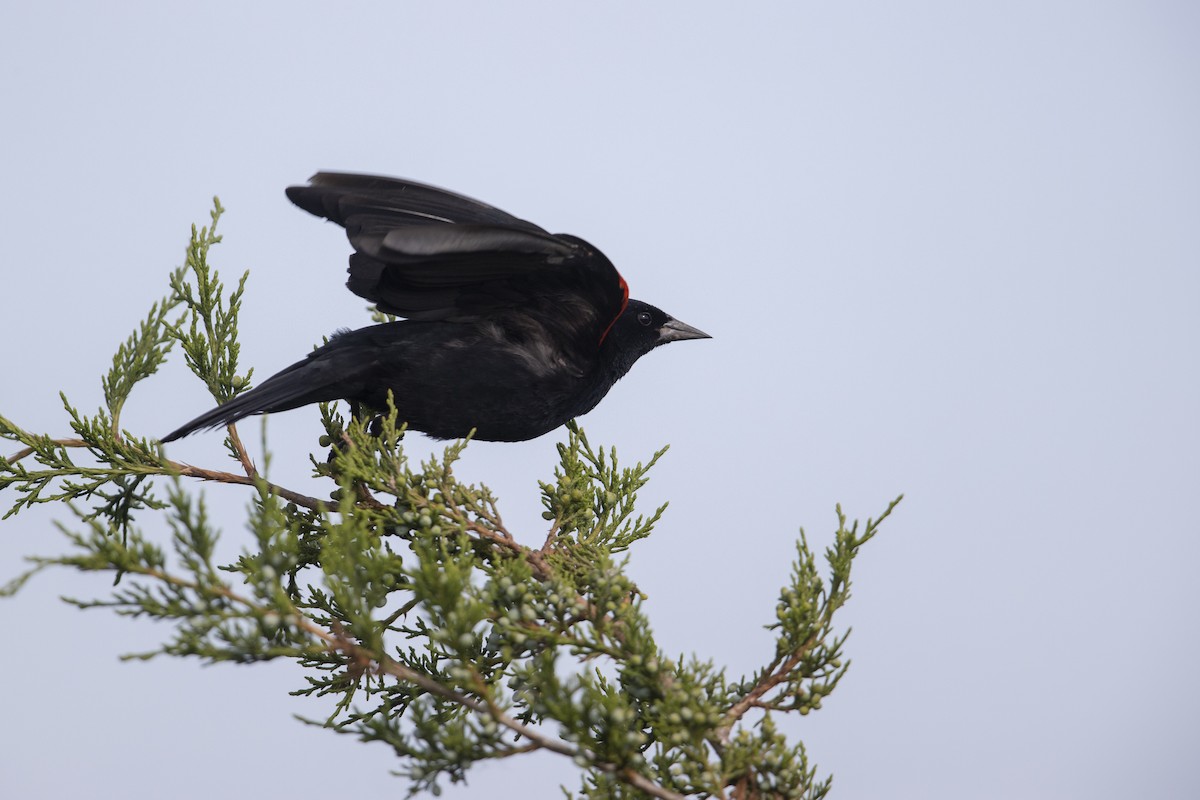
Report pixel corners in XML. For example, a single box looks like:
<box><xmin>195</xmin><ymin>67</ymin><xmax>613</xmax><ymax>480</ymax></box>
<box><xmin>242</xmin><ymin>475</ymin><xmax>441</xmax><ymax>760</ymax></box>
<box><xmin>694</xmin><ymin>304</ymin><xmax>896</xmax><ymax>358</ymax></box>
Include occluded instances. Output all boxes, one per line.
<box><xmin>160</xmin><ymin>359</ymin><xmax>337</xmax><ymax>442</ymax></box>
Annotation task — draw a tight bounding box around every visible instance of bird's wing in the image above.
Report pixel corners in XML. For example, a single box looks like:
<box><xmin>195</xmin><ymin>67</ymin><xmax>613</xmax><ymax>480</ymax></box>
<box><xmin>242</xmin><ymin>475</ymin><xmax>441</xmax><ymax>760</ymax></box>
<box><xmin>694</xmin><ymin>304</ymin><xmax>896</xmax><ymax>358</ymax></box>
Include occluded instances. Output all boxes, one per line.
<box><xmin>286</xmin><ymin>172</ymin><xmax>629</xmax><ymax>355</ymax></box>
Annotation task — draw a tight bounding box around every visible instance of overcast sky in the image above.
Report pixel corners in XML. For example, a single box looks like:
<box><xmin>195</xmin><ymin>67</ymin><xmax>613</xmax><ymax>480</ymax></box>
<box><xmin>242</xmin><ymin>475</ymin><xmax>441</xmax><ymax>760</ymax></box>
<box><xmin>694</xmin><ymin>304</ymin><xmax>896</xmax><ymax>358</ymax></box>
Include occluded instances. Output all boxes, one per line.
<box><xmin>2</xmin><ymin>2</ymin><xmax>1197</xmax><ymax>799</ymax></box>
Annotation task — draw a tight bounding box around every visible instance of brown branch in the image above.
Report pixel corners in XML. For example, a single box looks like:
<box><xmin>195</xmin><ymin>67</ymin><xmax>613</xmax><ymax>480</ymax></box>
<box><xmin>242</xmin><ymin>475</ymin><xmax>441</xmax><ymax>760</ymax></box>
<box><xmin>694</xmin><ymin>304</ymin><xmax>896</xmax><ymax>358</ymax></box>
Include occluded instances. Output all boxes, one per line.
<box><xmin>224</xmin><ymin>423</ymin><xmax>257</xmax><ymax>478</ymax></box>
<box><xmin>487</xmin><ymin>742</ymin><xmax>541</xmax><ymax>759</ymax></box>
<box><xmin>380</xmin><ymin>597</ymin><xmax>420</xmax><ymax>629</ymax></box>
<box><xmin>7</xmin><ymin>434</ymin><xmax>341</xmax><ymax>515</ymax></box>
<box><xmin>169</xmin><ymin>462</ymin><xmax>327</xmax><ymax>511</ymax></box>
<box><xmin>466</xmin><ymin>516</ymin><xmax>551</xmax><ymax>580</ymax></box>
<box><xmin>422</xmin><ymin>490</ymin><xmax>552</xmax><ymax>580</ymax></box>
<box><xmin>719</xmin><ymin>629</ymin><xmax>823</xmax><ymax>744</ymax></box>
<box><xmin>10</xmin><ymin>434</ymin><xmax>570</xmax><ymax>618</ymax></box>
<box><xmin>181</xmin><ymin>439</ymin><xmax>543</xmax><ymax>576</ymax></box>
<box><xmin>6</xmin><ymin>438</ymin><xmax>89</xmax><ymax>463</ymax></box>
<box><xmin>354</xmin><ymin>484</ymin><xmax>388</xmax><ymax>509</ymax></box>
<box><xmin>540</xmin><ymin>519</ymin><xmax>561</xmax><ymax>554</ymax></box>
<box><xmin>724</xmin><ymin>645</ymin><xmax>809</xmax><ymax>723</ymax></box>
<box><xmin>480</xmin><ymin>497</ymin><xmax>510</xmax><ymax>539</ymax></box>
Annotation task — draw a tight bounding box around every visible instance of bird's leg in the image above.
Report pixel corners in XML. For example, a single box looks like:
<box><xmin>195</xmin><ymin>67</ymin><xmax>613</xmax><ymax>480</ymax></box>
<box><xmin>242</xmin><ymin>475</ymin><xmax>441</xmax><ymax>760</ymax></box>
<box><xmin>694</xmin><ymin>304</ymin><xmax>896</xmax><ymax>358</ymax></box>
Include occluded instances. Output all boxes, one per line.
<box><xmin>348</xmin><ymin>400</ymin><xmax>396</xmax><ymax>441</ymax></box>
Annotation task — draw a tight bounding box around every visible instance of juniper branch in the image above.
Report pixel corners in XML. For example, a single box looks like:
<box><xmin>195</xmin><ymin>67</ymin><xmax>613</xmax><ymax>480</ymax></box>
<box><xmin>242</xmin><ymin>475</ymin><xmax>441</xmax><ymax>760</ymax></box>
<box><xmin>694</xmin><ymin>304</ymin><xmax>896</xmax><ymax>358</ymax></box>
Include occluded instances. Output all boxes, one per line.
<box><xmin>1</xmin><ymin>198</ymin><xmax>901</xmax><ymax>800</ymax></box>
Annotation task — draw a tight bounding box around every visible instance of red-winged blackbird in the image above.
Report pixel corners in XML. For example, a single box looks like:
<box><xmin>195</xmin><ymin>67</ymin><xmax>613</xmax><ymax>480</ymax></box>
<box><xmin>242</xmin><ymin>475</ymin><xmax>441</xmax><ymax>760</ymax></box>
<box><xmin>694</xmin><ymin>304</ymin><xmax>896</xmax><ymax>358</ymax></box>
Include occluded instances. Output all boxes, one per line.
<box><xmin>162</xmin><ymin>173</ymin><xmax>709</xmax><ymax>443</ymax></box>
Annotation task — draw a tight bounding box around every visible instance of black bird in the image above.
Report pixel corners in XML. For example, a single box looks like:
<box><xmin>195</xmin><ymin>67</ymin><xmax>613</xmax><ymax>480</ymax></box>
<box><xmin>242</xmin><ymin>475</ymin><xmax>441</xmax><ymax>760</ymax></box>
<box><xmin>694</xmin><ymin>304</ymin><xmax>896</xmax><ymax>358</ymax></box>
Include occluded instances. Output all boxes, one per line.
<box><xmin>162</xmin><ymin>173</ymin><xmax>709</xmax><ymax>443</ymax></box>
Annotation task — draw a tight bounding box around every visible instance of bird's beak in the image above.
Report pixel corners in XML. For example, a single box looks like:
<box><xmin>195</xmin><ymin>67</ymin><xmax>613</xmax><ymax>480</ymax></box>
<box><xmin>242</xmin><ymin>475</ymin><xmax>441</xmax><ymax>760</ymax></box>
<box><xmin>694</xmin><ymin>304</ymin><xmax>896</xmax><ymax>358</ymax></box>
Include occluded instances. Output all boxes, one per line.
<box><xmin>659</xmin><ymin>317</ymin><xmax>711</xmax><ymax>343</ymax></box>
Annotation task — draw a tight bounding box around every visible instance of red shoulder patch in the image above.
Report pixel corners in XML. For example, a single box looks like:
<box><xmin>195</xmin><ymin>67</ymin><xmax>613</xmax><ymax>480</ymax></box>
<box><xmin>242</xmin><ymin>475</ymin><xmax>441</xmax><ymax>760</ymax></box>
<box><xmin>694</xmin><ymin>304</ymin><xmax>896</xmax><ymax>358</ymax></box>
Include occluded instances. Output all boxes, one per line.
<box><xmin>597</xmin><ymin>274</ymin><xmax>630</xmax><ymax>345</ymax></box>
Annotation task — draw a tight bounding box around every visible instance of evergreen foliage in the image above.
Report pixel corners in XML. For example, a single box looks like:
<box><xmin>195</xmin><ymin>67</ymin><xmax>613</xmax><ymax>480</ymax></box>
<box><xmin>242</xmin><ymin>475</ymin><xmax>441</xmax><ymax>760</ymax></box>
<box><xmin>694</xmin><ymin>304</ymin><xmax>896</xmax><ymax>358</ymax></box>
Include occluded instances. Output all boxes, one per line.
<box><xmin>1</xmin><ymin>200</ymin><xmax>901</xmax><ymax>799</ymax></box>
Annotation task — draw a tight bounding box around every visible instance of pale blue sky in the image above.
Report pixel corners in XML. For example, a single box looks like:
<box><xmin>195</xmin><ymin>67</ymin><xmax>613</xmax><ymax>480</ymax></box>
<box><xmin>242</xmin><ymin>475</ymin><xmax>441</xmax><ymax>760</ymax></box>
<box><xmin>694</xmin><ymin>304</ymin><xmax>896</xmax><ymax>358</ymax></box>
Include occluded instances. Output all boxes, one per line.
<box><xmin>2</xmin><ymin>3</ymin><xmax>1197</xmax><ymax>798</ymax></box>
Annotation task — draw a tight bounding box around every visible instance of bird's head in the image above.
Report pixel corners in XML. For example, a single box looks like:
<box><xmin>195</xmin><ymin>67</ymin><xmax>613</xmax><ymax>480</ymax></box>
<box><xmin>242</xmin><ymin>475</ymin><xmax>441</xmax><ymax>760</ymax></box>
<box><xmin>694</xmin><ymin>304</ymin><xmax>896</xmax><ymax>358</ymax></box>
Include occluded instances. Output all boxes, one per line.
<box><xmin>599</xmin><ymin>299</ymin><xmax>710</xmax><ymax>378</ymax></box>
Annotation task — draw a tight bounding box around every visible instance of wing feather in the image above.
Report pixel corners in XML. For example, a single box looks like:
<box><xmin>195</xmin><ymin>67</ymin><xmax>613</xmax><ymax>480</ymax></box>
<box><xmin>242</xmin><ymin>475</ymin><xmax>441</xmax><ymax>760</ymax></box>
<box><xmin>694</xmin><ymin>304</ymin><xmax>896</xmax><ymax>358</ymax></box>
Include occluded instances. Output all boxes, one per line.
<box><xmin>287</xmin><ymin>172</ymin><xmax>629</xmax><ymax>356</ymax></box>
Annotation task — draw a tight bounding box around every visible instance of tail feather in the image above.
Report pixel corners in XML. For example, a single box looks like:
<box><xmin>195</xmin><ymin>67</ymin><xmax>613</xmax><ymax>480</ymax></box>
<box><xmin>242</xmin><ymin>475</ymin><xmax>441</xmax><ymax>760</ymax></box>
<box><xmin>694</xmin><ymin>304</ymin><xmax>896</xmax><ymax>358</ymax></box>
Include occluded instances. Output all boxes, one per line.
<box><xmin>161</xmin><ymin>360</ymin><xmax>335</xmax><ymax>442</ymax></box>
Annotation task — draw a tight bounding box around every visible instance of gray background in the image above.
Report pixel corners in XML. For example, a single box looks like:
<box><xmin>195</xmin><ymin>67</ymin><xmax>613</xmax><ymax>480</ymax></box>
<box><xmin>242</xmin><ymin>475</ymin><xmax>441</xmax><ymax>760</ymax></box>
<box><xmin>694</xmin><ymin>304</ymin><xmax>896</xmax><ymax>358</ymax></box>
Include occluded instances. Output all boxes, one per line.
<box><xmin>2</xmin><ymin>2</ymin><xmax>1197</xmax><ymax>798</ymax></box>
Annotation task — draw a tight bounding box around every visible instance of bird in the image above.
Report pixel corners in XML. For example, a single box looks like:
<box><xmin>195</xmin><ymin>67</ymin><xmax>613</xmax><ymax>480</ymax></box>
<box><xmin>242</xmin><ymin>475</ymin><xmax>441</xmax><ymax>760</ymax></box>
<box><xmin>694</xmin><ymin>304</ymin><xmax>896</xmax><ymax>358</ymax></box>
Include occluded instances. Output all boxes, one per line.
<box><xmin>162</xmin><ymin>172</ymin><xmax>709</xmax><ymax>443</ymax></box>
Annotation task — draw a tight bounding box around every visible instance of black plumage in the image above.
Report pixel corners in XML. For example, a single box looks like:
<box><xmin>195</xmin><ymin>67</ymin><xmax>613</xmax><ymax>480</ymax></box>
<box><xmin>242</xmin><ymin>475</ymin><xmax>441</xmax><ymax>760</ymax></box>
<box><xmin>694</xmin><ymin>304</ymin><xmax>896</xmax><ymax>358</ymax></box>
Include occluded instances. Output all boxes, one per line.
<box><xmin>162</xmin><ymin>173</ymin><xmax>708</xmax><ymax>443</ymax></box>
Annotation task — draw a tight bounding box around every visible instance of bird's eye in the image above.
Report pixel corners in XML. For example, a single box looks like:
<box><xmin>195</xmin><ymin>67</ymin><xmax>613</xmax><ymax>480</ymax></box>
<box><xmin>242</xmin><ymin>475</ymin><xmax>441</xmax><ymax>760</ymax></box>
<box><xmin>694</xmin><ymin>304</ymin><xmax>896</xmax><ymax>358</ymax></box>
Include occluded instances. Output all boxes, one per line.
<box><xmin>637</xmin><ymin>311</ymin><xmax>653</xmax><ymax>326</ymax></box>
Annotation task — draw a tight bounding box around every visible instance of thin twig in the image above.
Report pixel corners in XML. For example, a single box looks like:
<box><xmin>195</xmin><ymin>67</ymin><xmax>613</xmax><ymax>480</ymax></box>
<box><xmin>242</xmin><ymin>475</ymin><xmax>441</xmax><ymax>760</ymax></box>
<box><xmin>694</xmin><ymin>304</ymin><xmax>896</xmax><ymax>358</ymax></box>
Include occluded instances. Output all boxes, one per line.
<box><xmin>4</xmin><ymin>430</ymin><xmax>327</xmax><ymax>512</ymax></box>
<box><xmin>5</xmin><ymin>438</ymin><xmax>89</xmax><ymax>463</ymax></box>
<box><xmin>225</xmin><ymin>424</ymin><xmax>257</xmax><ymax>478</ymax></box>
<box><xmin>170</xmin><ymin>461</ymin><xmax>326</xmax><ymax>511</ymax></box>
<box><xmin>539</xmin><ymin>519</ymin><xmax>561</xmax><ymax>554</ymax></box>
<box><xmin>719</xmin><ymin>629</ymin><xmax>822</xmax><ymax>744</ymax></box>
<box><xmin>380</xmin><ymin>597</ymin><xmax>420</xmax><ymax>629</ymax></box>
